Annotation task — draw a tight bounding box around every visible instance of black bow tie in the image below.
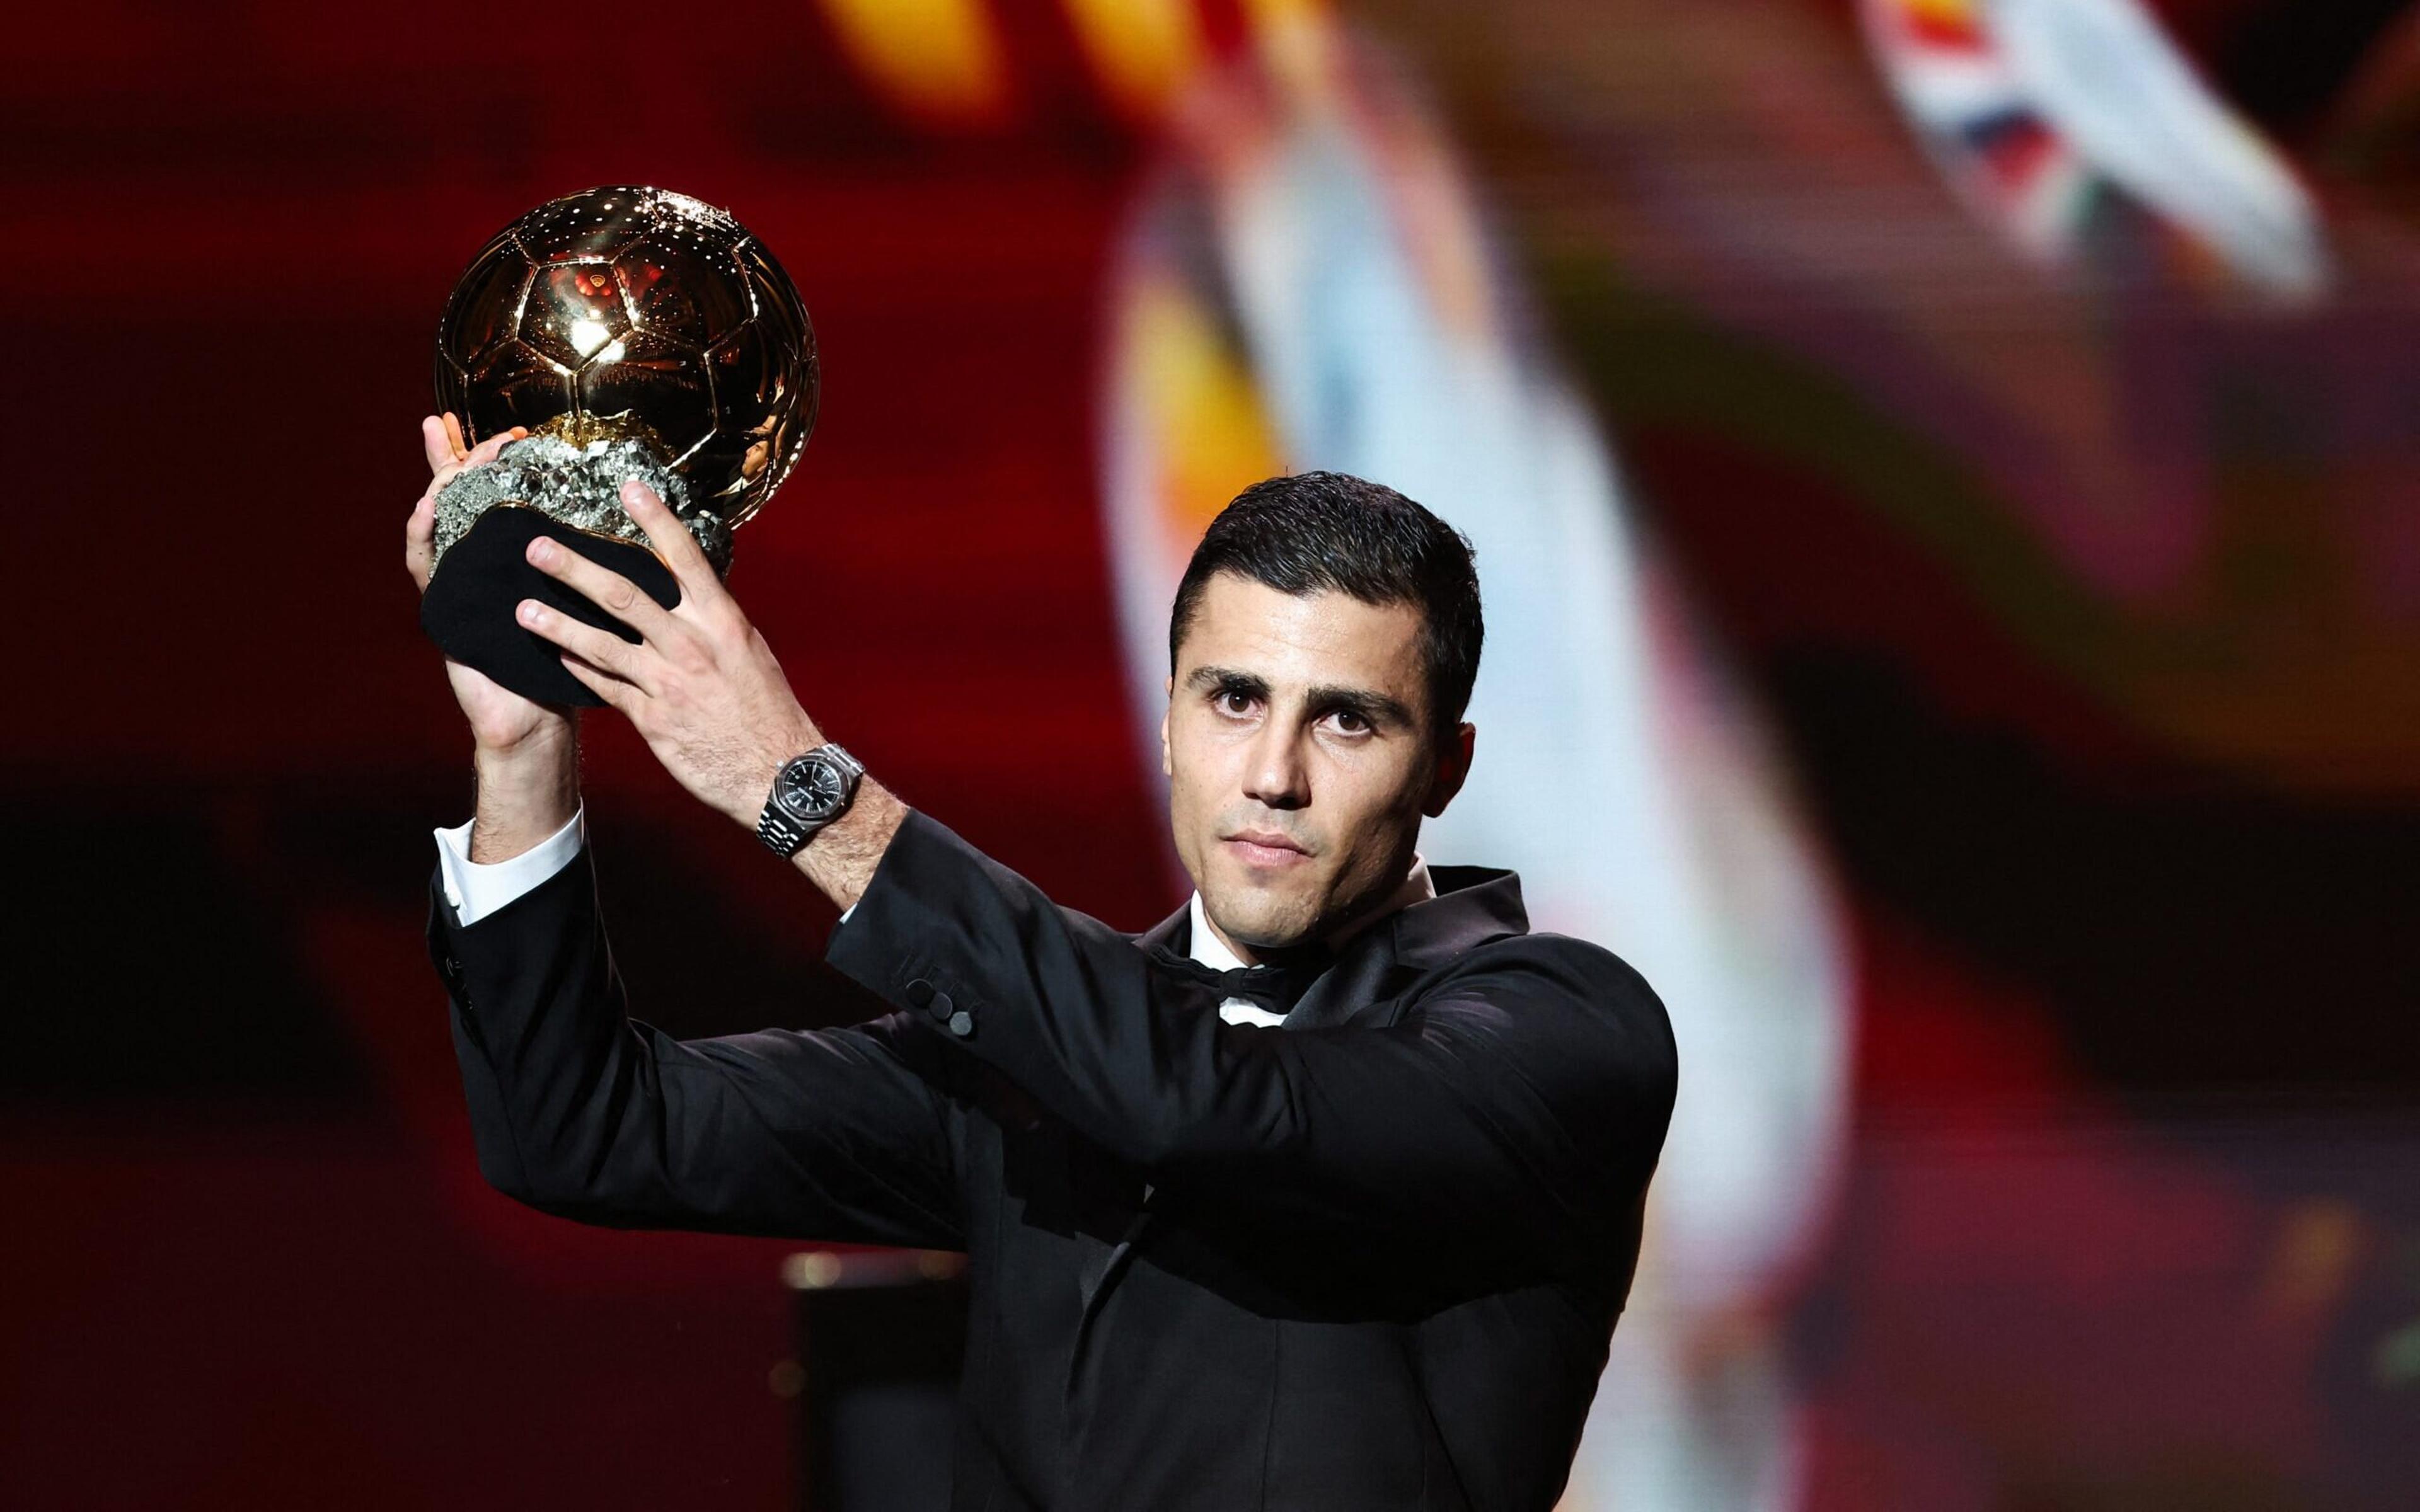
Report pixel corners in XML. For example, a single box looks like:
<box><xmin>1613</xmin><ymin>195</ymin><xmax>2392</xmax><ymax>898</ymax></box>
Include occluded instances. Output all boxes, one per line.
<box><xmin>1153</xmin><ymin>946</ymin><xmax>1336</xmax><ymax>1016</ymax></box>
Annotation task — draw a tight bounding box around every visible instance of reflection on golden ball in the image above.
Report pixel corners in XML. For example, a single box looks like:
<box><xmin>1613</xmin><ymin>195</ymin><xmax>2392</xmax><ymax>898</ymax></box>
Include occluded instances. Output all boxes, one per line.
<box><xmin>432</xmin><ymin>185</ymin><xmax>817</xmax><ymax>534</ymax></box>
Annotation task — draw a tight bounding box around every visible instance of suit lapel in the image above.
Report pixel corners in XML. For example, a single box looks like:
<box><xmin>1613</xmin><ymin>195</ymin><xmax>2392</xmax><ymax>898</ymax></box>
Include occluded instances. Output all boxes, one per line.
<box><xmin>1134</xmin><ymin>902</ymin><xmax>1187</xmax><ymax>955</ymax></box>
<box><xmin>1285</xmin><ymin>863</ymin><xmax>1529</xmax><ymax>1031</ymax></box>
<box><xmin>1280</xmin><ymin>941</ymin><xmax>1415</xmax><ymax>1032</ymax></box>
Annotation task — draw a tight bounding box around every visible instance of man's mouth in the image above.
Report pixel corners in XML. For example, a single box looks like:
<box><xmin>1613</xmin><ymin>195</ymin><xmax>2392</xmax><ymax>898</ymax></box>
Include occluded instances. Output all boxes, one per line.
<box><xmin>1224</xmin><ymin>830</ymin><xmax>1311</xmax><ymax>868</ymax></box>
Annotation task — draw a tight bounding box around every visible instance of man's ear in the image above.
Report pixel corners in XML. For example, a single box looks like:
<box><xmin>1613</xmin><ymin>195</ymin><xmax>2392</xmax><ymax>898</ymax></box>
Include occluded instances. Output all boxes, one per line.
<box><xmin>1421</xmin><ymin>721</ymin><xmax>1475</xmax><ymax>818</ymax></box>
<box><xmin>1160</xmin><ymin>675</ymin><xmax>1173</xmax><ymax>779</ymax></box>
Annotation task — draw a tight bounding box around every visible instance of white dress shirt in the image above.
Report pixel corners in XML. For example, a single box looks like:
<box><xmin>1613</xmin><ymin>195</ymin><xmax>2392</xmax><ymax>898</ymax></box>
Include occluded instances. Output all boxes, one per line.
<box><xmin>435</xmin><ymin>803</ymin><xmax>870</xmax><ymax>929</ymax></box>
<box><xmin>432</xmin><ymin>804</ymin><xmax>589</xmax><ymax>927</ymax></box>
<box><xmin>433</xmin><ymin>809</ymin><xmax>1433</xmax><ymax>1022</ymax></box>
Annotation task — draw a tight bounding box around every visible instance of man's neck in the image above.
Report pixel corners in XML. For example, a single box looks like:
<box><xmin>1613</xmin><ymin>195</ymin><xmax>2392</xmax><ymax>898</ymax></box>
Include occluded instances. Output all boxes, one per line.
<box><xmin>1190</xmin><ymin>852</ymin><xmax>1436</xmax><ymax>969</ymax></box>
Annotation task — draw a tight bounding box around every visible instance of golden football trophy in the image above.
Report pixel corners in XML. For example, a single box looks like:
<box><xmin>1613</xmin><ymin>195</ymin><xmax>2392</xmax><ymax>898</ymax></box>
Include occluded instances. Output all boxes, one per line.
<box><xmin>422</xmin><ymin>185</ymin><xmax>817</xmax><ymax>706</ymax></box>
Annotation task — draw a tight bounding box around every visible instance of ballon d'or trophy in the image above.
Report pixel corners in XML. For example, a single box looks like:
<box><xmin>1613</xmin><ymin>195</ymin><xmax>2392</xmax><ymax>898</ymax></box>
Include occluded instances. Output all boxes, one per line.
<box><xmin>420</xmin><ymin>185</ymin><xmax>817</xmax><ymax>706</ymax></box>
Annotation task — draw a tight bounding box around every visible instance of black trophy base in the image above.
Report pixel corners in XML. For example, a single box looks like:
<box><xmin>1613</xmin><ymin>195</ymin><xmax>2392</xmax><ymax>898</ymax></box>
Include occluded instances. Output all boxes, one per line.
<box><xmin>420</xmin><ymin>505</ymin><xmax>683</xmax><ymax>708</ymax></box>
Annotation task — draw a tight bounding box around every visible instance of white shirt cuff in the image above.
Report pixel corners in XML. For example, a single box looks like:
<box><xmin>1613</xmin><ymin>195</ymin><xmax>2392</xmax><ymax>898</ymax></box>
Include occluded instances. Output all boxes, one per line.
<box><xmin>433</xmin><ymin>803</ymin><xmax>585</xmax><ymax>927</ymax></box>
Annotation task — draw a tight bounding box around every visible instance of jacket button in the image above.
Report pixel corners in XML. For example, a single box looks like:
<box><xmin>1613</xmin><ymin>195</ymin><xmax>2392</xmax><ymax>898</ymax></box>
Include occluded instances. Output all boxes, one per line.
<box><xmin>926</xmin><ymin>990</ymin><xmax>954</xmax><ymax>1022</ymax></box>
<box><xmin>947</xmin><ymin>1009</ymin><xmax>974</xmax><ymax>1038</ymax></box>
<box><xmin>904</xmin><ymin>976</ymin><xmax>934</xmax><ymax>1007</ymax></box>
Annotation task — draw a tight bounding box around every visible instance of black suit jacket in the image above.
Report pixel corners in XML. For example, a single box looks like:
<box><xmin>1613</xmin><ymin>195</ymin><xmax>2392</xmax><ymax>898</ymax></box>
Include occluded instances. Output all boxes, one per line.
<box><xmin>426</xmin><ymin>807</ymin><xmax>1677</xmax><ymax>1511</ymax></box>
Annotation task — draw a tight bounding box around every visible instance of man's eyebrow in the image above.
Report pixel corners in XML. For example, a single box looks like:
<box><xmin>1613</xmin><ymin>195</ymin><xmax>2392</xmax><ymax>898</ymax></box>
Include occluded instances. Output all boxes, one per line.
<box><xmin>1187</xmin><ymin>665</ymin><xmax>1268</xmax><ymax>697</ymax></box>
<box><xmin>1185</xmin><ymin>665</ymin><xmax>1415</xmax><ymax>730</ymax></box>
<box><xmin>1310</xmin><ymin>684</ymin><xmax>1416</xmax><ymax>730</ymax></box>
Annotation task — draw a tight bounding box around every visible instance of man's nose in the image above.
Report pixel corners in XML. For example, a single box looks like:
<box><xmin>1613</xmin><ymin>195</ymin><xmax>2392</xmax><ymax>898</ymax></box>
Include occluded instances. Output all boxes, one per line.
<box><xmin>1242</xmin><ymin>723</ymin><xmax>1310</xmax><ymax>810</ymax></box>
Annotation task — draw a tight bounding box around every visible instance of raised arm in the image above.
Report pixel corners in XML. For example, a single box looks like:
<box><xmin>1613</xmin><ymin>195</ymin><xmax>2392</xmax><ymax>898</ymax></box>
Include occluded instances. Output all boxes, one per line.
<box><xmin>821</xmin><ymin>809</ymin><xmax>1675</xmax><ymax>1261</ymax></box>
<box><xmin>428</xmin><ymin>837</ymin><xmax>964</xmax><ymax>1249</ymax></box>
<box><xmin>407</xmin><ymin>418</ymin><xmax>959</xmax><ymax>1249</ymax></box>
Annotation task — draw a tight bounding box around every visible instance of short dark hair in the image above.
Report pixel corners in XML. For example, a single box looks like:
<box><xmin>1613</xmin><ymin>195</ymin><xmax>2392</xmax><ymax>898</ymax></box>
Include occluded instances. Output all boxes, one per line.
<box><xmin>1168</xmin><ymin>471</ymin><xmax>1483</xmax><ymax>741</ymax></box>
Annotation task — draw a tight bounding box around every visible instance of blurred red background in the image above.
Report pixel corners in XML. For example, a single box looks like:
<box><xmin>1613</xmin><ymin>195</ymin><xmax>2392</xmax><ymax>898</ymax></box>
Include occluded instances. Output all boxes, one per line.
<box><xmin>6</xmin><ymin>1</ymin><xmax>2417</xmax><ymax>1508</ymax></box>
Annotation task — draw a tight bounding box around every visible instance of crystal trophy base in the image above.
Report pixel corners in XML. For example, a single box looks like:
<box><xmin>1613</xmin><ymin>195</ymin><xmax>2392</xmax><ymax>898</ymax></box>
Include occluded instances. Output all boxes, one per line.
<box><xmin>419</xmin><ymin>426</ymin><xmax>732</xmax><ymax>708</ymax></box>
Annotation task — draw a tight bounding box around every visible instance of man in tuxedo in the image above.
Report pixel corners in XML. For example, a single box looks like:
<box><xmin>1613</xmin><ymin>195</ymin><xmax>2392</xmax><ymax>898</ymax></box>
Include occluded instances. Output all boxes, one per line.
<box><xmin>403</xmin><ymin>415</ymin><xmax>1678</xmax><ymax>1511</ymax></box>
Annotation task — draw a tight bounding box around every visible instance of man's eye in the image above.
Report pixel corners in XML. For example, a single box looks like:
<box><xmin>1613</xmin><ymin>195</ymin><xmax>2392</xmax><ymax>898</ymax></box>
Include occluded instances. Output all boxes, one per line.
<box><xmin>1217</xmin><ymin>690</ymin><xmax>1255</xmax><ymax>715</ymax></box>
<box><xmin>1329</xmin><ymin>710</ymin><xmax>1370</xmax><ymax>734</ymax></box>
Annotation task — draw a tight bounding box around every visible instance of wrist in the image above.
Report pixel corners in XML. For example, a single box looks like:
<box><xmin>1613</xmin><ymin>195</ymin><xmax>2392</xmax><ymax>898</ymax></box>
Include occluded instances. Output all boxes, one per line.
<box><xmin>473</xmin><ymin>713</ymin><xmax>577</xmax><ymax>767</ymax></box>
<box><xmin>470</xmin><ymin>727</ymin><xmax>581</xmax><ymax>864</ymax></box>
<box><xmin>787</xmin><ymin>776</ymin><xmax>906</xmax><ymax>915</ymax></box>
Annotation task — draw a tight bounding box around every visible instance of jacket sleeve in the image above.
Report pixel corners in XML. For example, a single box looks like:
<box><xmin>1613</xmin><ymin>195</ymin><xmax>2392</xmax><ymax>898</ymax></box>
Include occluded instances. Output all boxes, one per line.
<box><xmin>427</xmin><ymin>840</ymin><xmax>964</xmax><ymax>1249</ymax></box>
<box><xmin>824</xmin><ymin>809</ymin><xmax>1676</xmax><ymax>1253</ymax></box>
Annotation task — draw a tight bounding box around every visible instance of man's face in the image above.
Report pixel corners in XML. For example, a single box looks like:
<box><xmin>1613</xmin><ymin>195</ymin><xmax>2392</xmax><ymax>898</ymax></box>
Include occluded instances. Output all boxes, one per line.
<box><xmin>1161</xmin><ymin>572</ymin><xmax>1473</xmax><ymax>959</ymax></box>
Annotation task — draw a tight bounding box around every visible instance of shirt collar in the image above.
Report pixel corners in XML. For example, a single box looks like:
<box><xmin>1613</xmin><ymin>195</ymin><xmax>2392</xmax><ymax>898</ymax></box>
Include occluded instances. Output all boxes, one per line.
<box><xmin>1186</xmin><ymin>850</ymin><xmax>1436</xmax><ymax>970</ymax></box>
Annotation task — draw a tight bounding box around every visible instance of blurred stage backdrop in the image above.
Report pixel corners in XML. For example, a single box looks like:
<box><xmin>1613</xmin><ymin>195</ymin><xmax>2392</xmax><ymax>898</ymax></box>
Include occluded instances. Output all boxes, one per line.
<box><xmin>5</xmin><ymin>0</ymin><xmax>2417</xmax><ymax>1507</ymax></box>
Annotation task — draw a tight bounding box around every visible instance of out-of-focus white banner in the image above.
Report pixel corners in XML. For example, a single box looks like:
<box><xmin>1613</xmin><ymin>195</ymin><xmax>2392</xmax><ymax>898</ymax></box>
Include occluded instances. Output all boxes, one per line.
<box><xmin>1097</xmin><ymin>20</ymin><xmax>1857</xmax><ymax>1509</ymax></box>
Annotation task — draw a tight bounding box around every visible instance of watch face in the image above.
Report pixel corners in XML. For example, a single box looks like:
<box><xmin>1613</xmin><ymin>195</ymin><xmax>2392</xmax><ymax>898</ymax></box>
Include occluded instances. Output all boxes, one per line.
<box><xmin>778</xmin><ymin>753</ymin><xmax>849</xmax><ymax>821</ymax></box>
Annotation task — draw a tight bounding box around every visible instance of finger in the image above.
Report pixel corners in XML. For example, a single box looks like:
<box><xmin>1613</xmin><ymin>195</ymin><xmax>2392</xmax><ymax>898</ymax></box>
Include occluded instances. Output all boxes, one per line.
<box><xmin>516</xmin><ymin>597</ymin><xmax>658</xmax><ymax>696</ymax></box>
<box><xmin>557</xmin><ymin>650</ymin><xmax>633</xmax><ymax>712</ymax></box>
<box><xmin>619</xmin><ymin>479</ymin><xmax>726</xmax><ymax>609</ymax></box>
<box><xmin>429</xmin><ymin>425</ymin><xmax>527</xmax><ymax>495</ymax></box>
<box><xmin>404</xmin><ymin>493</ymin><xmax>434</xmax><ymax>591</ymax></box>
<box><xmin>523</xmin><ymin>533</ymin><xmax>681</xmax><ymax>645</ymax></box>
<box><xmin>411</xmin><ymin>423</ymin><xmax>533</xmax><ymax>593</ymax></box>
<box><xmin>463</xmin><ymin>425</ymin><xmax>523</xmax><ymax>467</ymax></box>
<box><xmin>442</xmin><ymin>411</ymin><xmax>468</xmax><ymax>460</ymax></box>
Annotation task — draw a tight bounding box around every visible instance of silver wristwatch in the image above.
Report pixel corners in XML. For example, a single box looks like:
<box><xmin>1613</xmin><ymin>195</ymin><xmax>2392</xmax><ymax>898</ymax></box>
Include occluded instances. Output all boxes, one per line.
<box><xmin>757</xmin><ymin>742</ymin><xmax>865</xmax><ymax>859</ymax></box>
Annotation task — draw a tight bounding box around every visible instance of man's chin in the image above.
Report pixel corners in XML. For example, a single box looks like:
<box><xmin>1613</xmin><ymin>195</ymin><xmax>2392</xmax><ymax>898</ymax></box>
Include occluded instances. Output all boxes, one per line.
<box><xmin>1202</xmin><ymin>890</ymin><xmax>1317</xmax><ymax>954</ymax></box>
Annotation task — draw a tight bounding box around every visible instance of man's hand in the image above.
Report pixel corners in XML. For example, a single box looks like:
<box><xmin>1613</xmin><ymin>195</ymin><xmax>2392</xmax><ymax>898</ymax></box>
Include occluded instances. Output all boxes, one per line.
<box><xmin>407</xmin><ymin>413</ymin><xmax>581</xmax><ymax>867</ymax></box>
<box><xmin>512</xmin><ymin>478</ymin><xmax>822</xmax><ymax>832</ymax></box>
<box><xmin>404</xmin><ymin>413</ymin><xmax>568</xmax><ymax>756</ymax></box>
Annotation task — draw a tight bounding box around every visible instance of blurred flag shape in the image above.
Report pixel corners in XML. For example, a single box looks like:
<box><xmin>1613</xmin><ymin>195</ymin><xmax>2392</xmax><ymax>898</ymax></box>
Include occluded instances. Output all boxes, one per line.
<box><xmin>1860</xmin><ymin>0</ymin><xmax>2329</xmax><ymax>301</ymax></box>
<box><xmin>1097</xmin><ymin>18</ymin><xmax>1856</xmax><ymax>1510</ymax></box>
